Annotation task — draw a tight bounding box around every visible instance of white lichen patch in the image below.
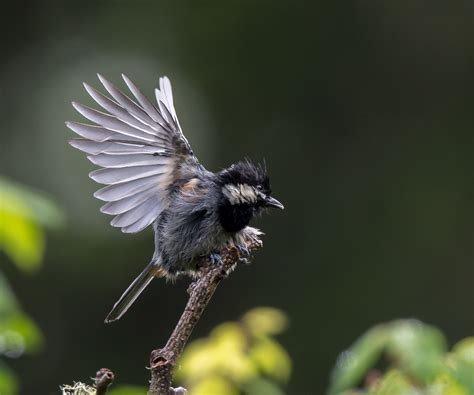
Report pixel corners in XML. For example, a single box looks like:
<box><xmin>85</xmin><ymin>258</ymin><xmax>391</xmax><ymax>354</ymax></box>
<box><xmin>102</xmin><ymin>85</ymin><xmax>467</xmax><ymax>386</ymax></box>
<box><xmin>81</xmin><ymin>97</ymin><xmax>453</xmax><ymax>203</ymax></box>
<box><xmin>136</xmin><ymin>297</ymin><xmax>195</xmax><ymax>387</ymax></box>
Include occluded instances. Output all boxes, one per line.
<box><xmin>61</xmin><ymin>382</ymin><xmax>96</xmax><ymax>395</ymax></box>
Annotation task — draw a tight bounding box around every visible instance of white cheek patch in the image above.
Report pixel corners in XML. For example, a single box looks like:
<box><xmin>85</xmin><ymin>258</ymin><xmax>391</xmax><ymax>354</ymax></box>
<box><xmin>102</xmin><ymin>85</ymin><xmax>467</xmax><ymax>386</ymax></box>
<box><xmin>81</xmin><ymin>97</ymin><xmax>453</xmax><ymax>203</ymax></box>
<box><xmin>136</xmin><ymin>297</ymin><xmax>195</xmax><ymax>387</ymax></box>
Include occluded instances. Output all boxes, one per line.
<box><xmin>239</xmin><ymin>184</ymin><xmax>258</xmax><ymax>203</ymax></box>
<box><xmin>222</xmin><ymin>184</ymin><xmax>240</xmax><ymax>204</ymax></box>
<box><xmin>222</xmin><ymin>184</ymin><xmax>258</xmax><ymax>205</ymax></box>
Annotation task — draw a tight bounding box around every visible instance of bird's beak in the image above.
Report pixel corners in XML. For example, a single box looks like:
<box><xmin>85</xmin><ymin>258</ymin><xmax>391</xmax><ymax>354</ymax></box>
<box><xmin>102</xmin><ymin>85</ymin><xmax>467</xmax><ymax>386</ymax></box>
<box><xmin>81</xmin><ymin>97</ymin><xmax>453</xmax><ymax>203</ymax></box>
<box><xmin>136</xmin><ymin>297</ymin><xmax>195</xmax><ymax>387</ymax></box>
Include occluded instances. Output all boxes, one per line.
<box><xmin>265</xmin><ymin>196</ymin><xmax>285</xmax><ymax>210</ymax></box>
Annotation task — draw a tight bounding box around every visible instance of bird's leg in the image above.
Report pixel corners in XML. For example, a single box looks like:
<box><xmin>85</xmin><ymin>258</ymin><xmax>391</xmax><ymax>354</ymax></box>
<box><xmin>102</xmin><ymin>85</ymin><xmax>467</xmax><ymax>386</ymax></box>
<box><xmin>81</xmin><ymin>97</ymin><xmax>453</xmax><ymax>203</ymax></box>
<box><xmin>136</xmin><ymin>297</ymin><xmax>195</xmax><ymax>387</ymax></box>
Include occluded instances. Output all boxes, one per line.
<box><xmin>235</xmin><ymin>244</ymin><xmax>251</xmax><ymax>265</ymax></box>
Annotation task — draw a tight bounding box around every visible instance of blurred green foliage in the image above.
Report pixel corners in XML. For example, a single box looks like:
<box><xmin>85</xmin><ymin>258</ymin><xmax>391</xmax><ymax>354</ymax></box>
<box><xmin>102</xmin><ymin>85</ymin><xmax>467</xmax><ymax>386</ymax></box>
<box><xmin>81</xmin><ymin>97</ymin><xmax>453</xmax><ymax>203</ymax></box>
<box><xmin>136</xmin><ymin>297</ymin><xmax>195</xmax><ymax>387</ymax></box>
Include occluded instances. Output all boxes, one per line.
<box><xmin>328</xmin><ymin>319</ymin><xmax>474</xmax><ymax>395</ymax></box>
<box><xmin>175</xmin><ymin>307</ymin><xmax>291</xmax><ymax>395</ymax></box>
<box><xmin>0</xmin><ymin>176</ymin><xmax>63</xmax><ymax>394</ymax></box>
<box><xmin>0</xmin><ymin>176</ymin><xmax>64</xmax><ymax>272</ymax></box>
<box><xmin>62</xmin><ymin>307</ymin><xmax>290</xmax><ymax>395</ymax></box>
<box><xmin>106</xmin><ymin>385</ymin><xmax>148</xmax><ymax>395</ymax></box>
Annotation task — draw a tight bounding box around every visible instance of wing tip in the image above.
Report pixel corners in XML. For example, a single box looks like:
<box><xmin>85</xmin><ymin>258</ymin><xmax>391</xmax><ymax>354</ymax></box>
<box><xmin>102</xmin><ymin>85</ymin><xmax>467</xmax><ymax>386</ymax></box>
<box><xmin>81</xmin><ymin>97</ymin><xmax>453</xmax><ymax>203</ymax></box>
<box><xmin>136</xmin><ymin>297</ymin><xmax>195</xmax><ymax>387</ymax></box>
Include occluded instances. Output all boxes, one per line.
<box><xmin>93</xmin><ymin>189</ymin><xmax>108</xmax><ymax>201</ymax></box>
<box><xmin>68</xmin><ymin>138</ymin><xmax>82</xmax><ymax>148</ymax></box>
<box><xmin>83</xmin><ymin>81</ymin><xmax>93</xmax><ymax>92</ymax></box>
<box><xmin>97</xmin><ymin>73</ymin><xmax>107</xmax><ymax>85</ymax></box>
<box><xmin>121</xmin><ymin>73</ymin><xmax>131</xmax><ymax>85</ymax></box>
<box><xmin>121</xmin><ymin>223</ymin><xmax>147</xmax><ymax>234</ymax></box>
<box><xmin>99</xmin><ymin>203</ymin><xmax>112</xmax><ymax>215</ymax></box>
<box><xmin>121</xmin><ymin>227</ymin><xmax>137</xmax><ymax>234</ymax></box>
<box><xmin>161</xmin><ymin>75</ymin><xmax>171</xmax><ymax>85</ymax></box>
<box><xmin>104</xmin><ymin>314</ymin><xmax>119</xmax><ymax>324</ymax></box>
<box><xmin>88</xmin><ymin>168</ymin><xmax>103</xmax><ymax>182</ymax></box>
<box><xmin>86</xmin><ymin>154</ymin><xmax>99</xmax><ymax>165</ymax></box>
<box><xmin>71</xmin><ymin>101</ymin><xmax>82</xmax><ymax>112</ymax></box>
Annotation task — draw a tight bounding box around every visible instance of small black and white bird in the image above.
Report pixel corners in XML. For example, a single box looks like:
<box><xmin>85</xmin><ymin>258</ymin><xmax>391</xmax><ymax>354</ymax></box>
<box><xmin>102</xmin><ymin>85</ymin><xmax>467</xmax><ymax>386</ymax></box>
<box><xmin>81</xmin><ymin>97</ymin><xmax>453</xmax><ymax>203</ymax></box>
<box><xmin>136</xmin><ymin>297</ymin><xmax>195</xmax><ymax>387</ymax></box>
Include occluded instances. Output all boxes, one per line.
<box><xmin>66</xmin><ymin>74</ymin><xmax>284</xmax><ymax>323</ymax></box>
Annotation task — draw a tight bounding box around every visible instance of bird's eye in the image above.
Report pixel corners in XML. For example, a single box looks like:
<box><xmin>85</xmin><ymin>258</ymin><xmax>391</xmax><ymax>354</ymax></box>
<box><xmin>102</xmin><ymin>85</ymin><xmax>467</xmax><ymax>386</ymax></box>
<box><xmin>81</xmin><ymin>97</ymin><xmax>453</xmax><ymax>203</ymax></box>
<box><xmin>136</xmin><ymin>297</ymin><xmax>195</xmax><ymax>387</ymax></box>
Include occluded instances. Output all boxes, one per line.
<box><xmin>256</xmin><ymin>185</ymin><xmax>263</xmax><ymax>191</ymax></box>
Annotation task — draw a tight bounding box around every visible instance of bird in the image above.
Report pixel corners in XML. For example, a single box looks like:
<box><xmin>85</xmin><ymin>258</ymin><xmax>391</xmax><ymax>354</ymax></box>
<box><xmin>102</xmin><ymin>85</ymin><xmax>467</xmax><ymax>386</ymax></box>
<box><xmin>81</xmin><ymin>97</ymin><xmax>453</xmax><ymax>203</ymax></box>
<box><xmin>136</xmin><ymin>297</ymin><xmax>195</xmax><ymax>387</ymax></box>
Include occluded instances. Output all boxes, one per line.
<box><xmin>66</xmin><ymin>74</ymin><xmax>284</xmax><ymax>323</ymax></box>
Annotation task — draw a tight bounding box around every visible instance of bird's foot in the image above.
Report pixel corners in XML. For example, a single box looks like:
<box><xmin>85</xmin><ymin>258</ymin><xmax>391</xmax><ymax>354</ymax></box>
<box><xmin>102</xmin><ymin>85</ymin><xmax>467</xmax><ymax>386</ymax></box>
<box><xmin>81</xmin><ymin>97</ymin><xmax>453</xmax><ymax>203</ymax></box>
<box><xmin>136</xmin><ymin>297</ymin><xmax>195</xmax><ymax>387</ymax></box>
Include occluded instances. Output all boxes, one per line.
<box><xmin>237</xmin><ymin>244</ymin><xmax>250</xmax><ymax>256</ymax></box>
<box><xmin>236</xmin><ymin>245</ymin><xmax>251</xmax><ymax>265</ymax></box>
<box><xmin>209</xmin><ymin>252</ymin><xmax>223</xmax><ymax>266</ymax></box>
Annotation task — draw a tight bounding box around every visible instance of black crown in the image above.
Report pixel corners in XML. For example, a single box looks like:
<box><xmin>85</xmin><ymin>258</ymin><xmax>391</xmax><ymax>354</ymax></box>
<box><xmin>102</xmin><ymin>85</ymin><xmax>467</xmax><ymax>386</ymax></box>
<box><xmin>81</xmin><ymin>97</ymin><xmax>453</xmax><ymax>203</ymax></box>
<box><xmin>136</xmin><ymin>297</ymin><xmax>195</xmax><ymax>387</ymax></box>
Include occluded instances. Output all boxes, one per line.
<box><xmin>219</xmin><ymin>159</ymin><xmax>271</xmax><ymax>194</ymax></box>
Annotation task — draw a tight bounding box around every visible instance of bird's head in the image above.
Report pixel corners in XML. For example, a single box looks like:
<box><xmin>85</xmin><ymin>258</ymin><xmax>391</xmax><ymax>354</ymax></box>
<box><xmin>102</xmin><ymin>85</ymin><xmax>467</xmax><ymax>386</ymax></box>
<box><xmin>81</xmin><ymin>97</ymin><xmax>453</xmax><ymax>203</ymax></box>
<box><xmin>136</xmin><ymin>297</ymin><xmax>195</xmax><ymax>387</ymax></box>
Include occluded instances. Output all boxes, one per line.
<box><xmin>218</xmin><ymin>160</ymin><xmax>284</xmax><ymax>211</ymax></box>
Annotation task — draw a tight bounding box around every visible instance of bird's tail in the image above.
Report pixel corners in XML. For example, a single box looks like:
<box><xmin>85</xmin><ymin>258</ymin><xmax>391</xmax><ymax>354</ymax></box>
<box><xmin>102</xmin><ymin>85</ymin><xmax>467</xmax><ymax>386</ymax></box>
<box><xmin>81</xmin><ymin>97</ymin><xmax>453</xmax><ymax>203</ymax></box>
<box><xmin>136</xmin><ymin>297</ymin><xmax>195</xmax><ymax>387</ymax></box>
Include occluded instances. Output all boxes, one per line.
<box><xmin>104</xmin><ymin>261</ymin><xmax>165</xmax><ymax>323</ymax></box>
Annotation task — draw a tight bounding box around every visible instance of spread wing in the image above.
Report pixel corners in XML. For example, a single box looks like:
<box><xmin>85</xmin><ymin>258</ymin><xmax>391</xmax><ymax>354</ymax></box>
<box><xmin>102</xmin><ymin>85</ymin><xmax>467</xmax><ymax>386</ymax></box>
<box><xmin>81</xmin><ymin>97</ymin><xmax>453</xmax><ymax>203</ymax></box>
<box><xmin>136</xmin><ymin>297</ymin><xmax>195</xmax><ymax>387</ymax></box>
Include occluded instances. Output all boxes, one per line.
<box><xmin>67</xmin><ymin>74</ymin><xmax>198</xmax><ymax>233</ymax></box>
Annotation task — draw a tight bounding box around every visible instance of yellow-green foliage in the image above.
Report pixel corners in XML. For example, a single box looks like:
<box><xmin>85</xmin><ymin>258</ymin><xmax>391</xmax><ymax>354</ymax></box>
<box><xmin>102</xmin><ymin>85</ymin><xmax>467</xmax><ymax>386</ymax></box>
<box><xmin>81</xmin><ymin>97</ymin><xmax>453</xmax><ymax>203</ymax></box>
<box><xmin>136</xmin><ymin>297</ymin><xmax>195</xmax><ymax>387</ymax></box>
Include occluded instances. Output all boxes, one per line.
<box><xmin>0</xmin><ymin>176</ymin><xmax>63</xmax><ymax>394</ymax></box>
<box><xmin>61</xmin><ymin>308</ymin><xmax>291</xmax><ymax>395</ymax></box>
<box><xmin>0</xmin><ymin>176</ymin><xmax>64</xmax><ymax>272</ymax></box>
<box><xmin>175</xmin><ymin>307</ymin><xmax>292</xmax><ymax>395</ymax></box>
<box><xmin>328</xmin><ymin>320</ymin><xmax>474</xmax><ymax>395</ymax></box>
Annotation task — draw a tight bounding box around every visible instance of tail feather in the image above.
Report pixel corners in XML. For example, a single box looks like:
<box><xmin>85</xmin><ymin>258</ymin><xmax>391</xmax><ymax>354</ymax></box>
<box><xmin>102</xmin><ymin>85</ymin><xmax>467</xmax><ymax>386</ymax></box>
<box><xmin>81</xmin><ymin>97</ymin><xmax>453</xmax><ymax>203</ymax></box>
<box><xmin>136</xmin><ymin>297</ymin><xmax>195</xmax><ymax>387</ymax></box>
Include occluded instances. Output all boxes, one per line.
<box><xmin>104</xmin><ymin>262</ymin><xmax>164</xmax><ymax>323</ymax></box>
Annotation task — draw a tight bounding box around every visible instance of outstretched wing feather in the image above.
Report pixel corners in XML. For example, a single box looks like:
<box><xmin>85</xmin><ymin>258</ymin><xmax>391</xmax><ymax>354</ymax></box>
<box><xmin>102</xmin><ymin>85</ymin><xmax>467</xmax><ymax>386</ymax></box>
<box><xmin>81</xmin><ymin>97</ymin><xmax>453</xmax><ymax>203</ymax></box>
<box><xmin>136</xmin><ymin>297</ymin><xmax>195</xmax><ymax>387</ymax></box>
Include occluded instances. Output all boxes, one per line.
<box><xmin>93</xmin><ymin>175</ymin><xmax>164</xmax><ymax>202</ymax></box>
<box><xmin>66</xmin><ymin>122</ymin><xmax>120</xmax><ymax>142</ymax></box>
<box><xmin>110</xmin><ymin>198</ymin><xmax>159</xmax><ymax>228</ymax></box>
<box><xmin>100</xmin><ymin>185</ymin><xmax>159</xmax><ymax>215</ymax></box>
<box><xmin>67</xmin><ymin>74</ymin><xmax>196</xmax><ymax>233</ymax></box>
<box><xmin>72</xmin><ymin>102</ymin><xmax>159</xmax><ymax>143</ymax></box>
<box><xmin>97</xmin><ymin>74</ymin><xmax>163</xmax><ymax>131</ymax></box>
<box><xmin>89</xmin><ymin>165</ymin><xmax>165</xmax><ymax>185</ymax></box>
<box><xmin>122</xmin><ymin>206</ymin><xmax>162</xmax><ymax>234</ymax></box>
<box><xmin>69</xmin><ymin>139</ymin><xmax>165</xmax><ymax>155</ymax></box>
<box><xmin>87</xmin><ymin>153</ymin><xmax>169</xmax><ymax>168</ymax></box>
<box><xmin>83</xmin><ymin>83</ymin><xmax>166</xmax><ymax>138</ymax></box>
<box><xmin>122</xmin><ymin>74</ymin><xmax>168</xmax><ymax>127</ymax></box>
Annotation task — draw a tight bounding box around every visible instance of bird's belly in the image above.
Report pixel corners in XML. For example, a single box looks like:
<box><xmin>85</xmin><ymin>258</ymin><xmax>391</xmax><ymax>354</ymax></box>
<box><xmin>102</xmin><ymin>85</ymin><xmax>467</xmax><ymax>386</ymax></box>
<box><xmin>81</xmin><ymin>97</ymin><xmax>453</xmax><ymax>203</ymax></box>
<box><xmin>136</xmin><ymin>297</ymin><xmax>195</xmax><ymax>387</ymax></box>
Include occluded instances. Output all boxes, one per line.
<box><xmin>156</xmin><ymin>217</ymin><xmax>230</xmax><ymax>274</ymax></box>
<box><xmin>165</xmin><ymin>235</ymin><xmax>230</xmax><ymax>273</ymax></box>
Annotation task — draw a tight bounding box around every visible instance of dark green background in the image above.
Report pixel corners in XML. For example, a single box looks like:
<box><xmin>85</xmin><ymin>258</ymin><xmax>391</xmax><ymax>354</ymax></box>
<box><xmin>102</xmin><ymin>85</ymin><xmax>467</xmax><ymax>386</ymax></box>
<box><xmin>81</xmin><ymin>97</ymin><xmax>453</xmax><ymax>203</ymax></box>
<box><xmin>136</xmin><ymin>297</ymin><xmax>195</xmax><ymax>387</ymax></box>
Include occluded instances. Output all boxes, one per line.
<box><xmin>1</xmin><ymin>1</ymin><xmax>474</xmax><ymax>393</ymax></box>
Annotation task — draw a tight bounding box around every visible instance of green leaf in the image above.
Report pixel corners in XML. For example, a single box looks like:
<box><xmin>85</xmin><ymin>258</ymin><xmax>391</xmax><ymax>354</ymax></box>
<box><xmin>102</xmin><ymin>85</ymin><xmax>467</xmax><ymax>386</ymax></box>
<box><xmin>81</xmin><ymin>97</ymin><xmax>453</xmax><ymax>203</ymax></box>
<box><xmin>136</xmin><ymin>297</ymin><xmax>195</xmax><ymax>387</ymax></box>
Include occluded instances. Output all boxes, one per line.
<box><xmin>368</xmin><ymin>370</ymin><xmax>417</xmax><ymax>395</ymax></box>
<box><xmin>0</xmin><ymin>176</ymin><xmax>64</xmax><ymax>228</ymax></box>
<box><xmin>177</xmin><ymin>307</ymin><xmax>292</xmax><ymax>394</ymax></box>
<box><xmin>177</xmin><ymin>322</ymin><xmax>257</xmax><ymax>383</ymax></box>
<box><xmin>0</xmin><ymin>311</ymin><xmax>43</xmax><ymax>356</ymax></box>
<box><xmin>244</xmin><ymin>378</ymin><xmax>286</xmax><ymax>395</ymax></box>
<box><xmin>431</xmin><ymin>372</ymin><xmax>469</xmax><ymax>395</ymax></box>
<box><xmin>385</xmin><ymin>320</ymin><xmax>447</xmax><ymax>382</ymax></box>
<box><xmin>0</xmin><ymin>272</ymin><xmax>20</xmax><ymax>317</ymax></box>
<box><xmin>0</xmin><ymin>176</ymin><xmax>64</xmax><ymax>272</ymax></box>
<box><xmin>242</xmin><ymin>307</ymin><xmax>288</xmax><ymax>336</ymax></box>
<box><xmin>328</xmin><ymin>325</ymin><xmax>389</xmax><ymax>394</ymax></box>
<box><xmin>449</xmin><ymin>337</ymin><xmax>474</xmax><ymax>392</ymax></box>
<box><xmin>191</xmin><ymin>375</ymin><xmax>239</xmax><ymax>395</ymax></box>
<box><xmin>249</xmin><ymin>337</ymin><xmax>292</xmax><ymax>383</ymax></box>
<box><xmin>107</xmin><ymin>385</ymin><xmax>148</xmax><ymax>395</ymax></box>
<box><xmin>0</xmin><ymin>361</ymin><xmax>18</xmax><ymax>395</ymax></box>
<box><xmin>0</xmin><ymin>200</ymin><xmax>44</xmax><ymax>272</ymax></box>
<box><xmin>0</xmin><ymin>272</ymin><xmax>43</xmax><ymax>357</ymax></box>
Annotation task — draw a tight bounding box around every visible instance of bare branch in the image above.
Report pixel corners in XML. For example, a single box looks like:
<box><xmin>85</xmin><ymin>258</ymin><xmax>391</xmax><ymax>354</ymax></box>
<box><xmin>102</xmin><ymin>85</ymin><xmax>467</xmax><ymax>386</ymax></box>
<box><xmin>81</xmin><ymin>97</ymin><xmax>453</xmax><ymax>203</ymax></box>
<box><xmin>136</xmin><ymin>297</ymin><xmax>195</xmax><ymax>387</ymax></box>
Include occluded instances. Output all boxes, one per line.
<box><xmin>148</xmin><ymin>235</ymin><xmax>263</xmax><ymax>394</ymax></box>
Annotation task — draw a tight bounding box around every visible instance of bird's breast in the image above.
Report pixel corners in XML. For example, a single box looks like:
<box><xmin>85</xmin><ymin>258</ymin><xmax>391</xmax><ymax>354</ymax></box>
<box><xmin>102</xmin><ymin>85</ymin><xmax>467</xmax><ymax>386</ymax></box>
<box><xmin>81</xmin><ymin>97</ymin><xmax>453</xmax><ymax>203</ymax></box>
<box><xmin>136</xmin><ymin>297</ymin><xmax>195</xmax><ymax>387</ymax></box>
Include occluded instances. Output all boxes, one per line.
<box><xmin>218</xmin><ymin>203</ymin><xmax>254</xmax><ymax>233</ymax></box>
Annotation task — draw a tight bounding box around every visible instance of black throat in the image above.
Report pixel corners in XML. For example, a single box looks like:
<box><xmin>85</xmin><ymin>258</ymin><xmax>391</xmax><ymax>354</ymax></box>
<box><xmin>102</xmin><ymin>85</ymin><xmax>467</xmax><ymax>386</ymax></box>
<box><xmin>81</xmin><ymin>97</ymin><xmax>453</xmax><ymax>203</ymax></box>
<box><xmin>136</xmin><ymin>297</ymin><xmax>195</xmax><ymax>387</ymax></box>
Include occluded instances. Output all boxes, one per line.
<box><xmin>218</xmin><ymin>201</ymin><xmax>255</xmax><ymax>233</ymax></box>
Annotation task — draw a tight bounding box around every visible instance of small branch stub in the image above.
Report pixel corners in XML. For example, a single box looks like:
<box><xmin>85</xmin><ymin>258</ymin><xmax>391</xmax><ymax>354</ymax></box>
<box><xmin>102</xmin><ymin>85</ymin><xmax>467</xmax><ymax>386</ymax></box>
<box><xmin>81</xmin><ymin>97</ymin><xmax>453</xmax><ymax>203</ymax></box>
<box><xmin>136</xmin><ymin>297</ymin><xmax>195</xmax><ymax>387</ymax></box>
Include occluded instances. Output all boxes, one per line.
<box><xmin>95</xmin><ymin>368</ymin><xmax>114</xmax><ymax>395</ymax></box>
<box><xmin>148</xmin><ymin>234</ymin><xmax>263</xmax><ymax>394</ymax></box>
